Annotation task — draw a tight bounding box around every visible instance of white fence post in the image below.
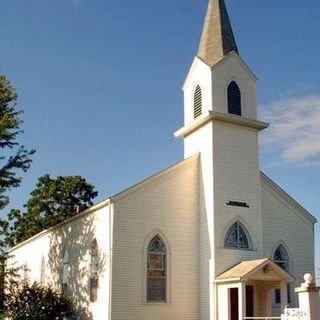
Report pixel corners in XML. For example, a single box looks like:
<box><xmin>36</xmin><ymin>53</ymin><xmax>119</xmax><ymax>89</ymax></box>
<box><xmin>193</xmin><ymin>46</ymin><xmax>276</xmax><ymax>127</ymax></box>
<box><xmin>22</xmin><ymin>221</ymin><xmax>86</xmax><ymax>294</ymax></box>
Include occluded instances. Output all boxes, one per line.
<box><xmin>295</xmin><ymin>273</ymin><xmax>320</xmax><ymax>320</ymax></box>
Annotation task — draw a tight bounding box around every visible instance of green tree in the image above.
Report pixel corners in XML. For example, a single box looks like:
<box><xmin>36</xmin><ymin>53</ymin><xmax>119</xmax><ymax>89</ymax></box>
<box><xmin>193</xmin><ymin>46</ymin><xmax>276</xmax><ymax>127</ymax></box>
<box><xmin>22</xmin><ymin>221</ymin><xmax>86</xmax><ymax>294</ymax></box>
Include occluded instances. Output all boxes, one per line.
<box><xmin>0</xmin><ymin>73</ymin><xmax>34</xmax><ymax>312</ymax></box>
<box><xmin>4</xmin><ymin>281</ymin><xmax>75</xmax><ymax>320</ymax></box>
<box><xmin>3</xmin><ymin>174</ymin><xmax>98</xmax><ymax>247</ymax></box>
<box><xmin>0</xmin><ymin>74</ymin><xmax>35</xmax><ymax>211</ymax></box>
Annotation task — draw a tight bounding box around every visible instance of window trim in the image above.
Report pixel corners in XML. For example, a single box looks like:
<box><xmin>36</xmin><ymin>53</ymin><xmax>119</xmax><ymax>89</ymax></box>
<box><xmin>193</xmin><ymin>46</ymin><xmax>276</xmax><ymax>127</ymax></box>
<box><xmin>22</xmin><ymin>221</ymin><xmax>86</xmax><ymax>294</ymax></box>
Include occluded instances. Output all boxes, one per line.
<box><xmin>62</xmin><ymin>246</ymin><xmax>70</xmax><ymax>295</ymax></box>
<box><xmin>40</xmin><ymin>256</ymin><xmax>46</xmax><ymax>285</ymax></box>
<box><xmin>223</xmin><ymin>220</ymin><xmax>253</xmax><ymax>250</ymax></box>
<box><xmin>227</xmin><ymin>80</ymin><xmax>242</xmax><ymax>116</ymax></box>
<box><xmin>90</xmin><ymin>238</ymin><xmax>99</xmax><ymax>303</ymax></box>
<box><xmin>272</xmin><ymin>242</ymin><xmax>292</xmax><ymax>306</ymax></box>
<box><xmin>273</xmin><ymin>243</ymin><xmax>290</xmax><ymax>271</ymax></box>
<box><xmin>142</xmin><ymin>230</ymin><xmax>171</xmax><ymax>304</ymax></box>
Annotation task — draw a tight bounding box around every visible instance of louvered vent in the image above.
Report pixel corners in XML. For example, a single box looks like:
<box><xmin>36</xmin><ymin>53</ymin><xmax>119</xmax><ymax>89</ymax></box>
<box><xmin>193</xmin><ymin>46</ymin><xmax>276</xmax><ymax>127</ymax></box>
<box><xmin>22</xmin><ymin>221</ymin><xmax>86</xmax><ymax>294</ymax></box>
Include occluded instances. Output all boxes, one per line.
<box><xmin>194</xmin><ymin>85</ymin><xmax>202</xmax><ymax>118</ymax></box>
<box><xmin>227</xmin><ymin>81</ymin><xmax>241</xmax><ymax>116</ymax></box>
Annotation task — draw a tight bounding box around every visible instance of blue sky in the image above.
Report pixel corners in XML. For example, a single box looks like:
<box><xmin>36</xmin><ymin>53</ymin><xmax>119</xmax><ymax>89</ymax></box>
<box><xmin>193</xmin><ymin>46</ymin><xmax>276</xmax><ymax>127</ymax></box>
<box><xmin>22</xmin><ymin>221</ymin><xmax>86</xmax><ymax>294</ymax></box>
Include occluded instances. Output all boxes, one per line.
<box><xmin>1</xmin><ymin>0</ymin><xmax>319</xmax><ymax>279</ymax></box>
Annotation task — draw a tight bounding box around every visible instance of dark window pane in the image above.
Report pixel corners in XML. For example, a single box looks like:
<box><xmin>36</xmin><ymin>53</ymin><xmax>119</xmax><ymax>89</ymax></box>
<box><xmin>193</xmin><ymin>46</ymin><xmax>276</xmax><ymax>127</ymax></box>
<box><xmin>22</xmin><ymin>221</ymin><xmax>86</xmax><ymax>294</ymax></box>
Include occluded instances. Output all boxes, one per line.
<box><xmin>225</xmin><ymin>223</ymin><xmax>238</xmax><ymax>248</ymax></box>
<box><xmin>228</xmin><ymin>81</ymin><xmax>241</xmax><ymax>116</ymax></box>
<box><xmin>225</xmin><ymin>222</ymin><xmax>250</xmax><ymax>249</ymax></box>
<box><xmin>90</xmin><ymin>277</ymin><xmax>98</xmax><ymax>302</ymax></box>
<box><xmin>147</xmin><ymin>278</ymin><xmax>166</xmax><ymax>302</ymax></box>
<box><xmin>275</xmin><ymin>288</ymin><xmax>281</xmax><ymax>304</ymax></box>
<box><xmin>238</xmin><ymin>225</ymin><xmax>249</xmax><ymax>248</ymax></box>
<box><xmin>147</xmin><ymin>235</ymin><xmax>166</xmax><ymax>302</ymax></box>
<box><xmin>274</xmin><ymin>244</ymin><xmax>289</xmax><ymax>271</ymax></box>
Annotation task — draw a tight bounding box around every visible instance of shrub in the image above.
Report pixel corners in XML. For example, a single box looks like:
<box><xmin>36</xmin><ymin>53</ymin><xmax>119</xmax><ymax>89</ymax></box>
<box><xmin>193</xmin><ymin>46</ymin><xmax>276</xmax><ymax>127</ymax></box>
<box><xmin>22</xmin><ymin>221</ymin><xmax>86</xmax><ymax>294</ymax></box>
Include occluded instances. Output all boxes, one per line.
<box><xmin>5</xmin><ymin>281</ymin><xmax>75</xmax><ymax>320</ymax></box>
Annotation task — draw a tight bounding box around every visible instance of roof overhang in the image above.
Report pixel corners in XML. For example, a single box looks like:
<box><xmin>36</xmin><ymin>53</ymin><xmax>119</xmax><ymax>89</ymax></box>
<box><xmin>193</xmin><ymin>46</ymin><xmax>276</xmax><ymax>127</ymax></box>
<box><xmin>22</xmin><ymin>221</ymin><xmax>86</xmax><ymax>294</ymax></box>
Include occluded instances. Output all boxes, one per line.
<box><xmin>174</xmin><ymin>111</ymin><xmax>269</xmax><ymax>139</ymax></box>
<box><xmin>215</xmin><ymin>258</ymin><xmax>295</xmax><ymax>283</ymax></box>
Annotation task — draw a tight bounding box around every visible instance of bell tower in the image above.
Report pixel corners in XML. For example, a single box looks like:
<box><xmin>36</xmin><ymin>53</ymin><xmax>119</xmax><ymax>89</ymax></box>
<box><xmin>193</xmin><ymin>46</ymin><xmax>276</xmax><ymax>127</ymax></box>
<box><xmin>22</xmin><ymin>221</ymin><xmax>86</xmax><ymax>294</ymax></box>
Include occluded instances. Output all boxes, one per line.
<box><xmin>174</xmin><ymin>0</ymin><xmax>269</xmax><ymax>319</ymax></box>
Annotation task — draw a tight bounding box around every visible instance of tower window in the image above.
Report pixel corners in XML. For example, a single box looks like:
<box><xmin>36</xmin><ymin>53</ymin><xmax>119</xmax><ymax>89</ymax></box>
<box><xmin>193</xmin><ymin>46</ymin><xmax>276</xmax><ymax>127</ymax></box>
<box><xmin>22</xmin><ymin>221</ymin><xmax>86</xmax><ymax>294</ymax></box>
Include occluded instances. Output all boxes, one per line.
<box><xmin>147</xmin><ymin>235</ymin><xmax>167</xmax><ymax>302</ymax></box>
<box><xmin>224</xmin><ymin>221</ymin><xmax>251</xmax><ymax>250</ymax></box>
<box><xmin>227</xmin><ymin>81</ymin><xmax>241</xmax><ymax>116</ymax></box>
<box><xmin>194</xmin><ymin>85</ymin><xmax>202</xmax><ymax>118</ymax></box>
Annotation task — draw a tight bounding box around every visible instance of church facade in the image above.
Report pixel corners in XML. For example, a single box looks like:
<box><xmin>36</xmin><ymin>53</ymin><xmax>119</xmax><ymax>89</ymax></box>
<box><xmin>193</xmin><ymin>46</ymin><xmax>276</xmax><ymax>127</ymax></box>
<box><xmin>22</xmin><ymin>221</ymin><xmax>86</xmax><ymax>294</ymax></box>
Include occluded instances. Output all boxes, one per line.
<box><xmin>8</xmin><ymin>0</ymin><xmax>316</xmax><ymax>319</ymax></box>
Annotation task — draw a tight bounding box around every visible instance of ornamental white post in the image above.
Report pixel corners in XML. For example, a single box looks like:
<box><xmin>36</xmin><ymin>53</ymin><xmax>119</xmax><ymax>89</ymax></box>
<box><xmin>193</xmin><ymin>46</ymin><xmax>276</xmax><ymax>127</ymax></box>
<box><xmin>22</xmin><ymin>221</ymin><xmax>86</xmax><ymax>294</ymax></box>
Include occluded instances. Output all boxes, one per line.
<box><xmin>295</xmin><ymin>273</ymin><xmax>320</xmax><ymax>320</ymax></box>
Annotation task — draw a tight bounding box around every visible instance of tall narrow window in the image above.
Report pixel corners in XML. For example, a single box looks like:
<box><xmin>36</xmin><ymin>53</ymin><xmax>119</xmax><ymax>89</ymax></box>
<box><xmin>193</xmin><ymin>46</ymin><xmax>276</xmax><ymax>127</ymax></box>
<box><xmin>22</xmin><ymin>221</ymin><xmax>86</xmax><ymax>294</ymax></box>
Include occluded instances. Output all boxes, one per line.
<box><xmin>274</xmin><ymin>244</ymin><xmax>289</xmax><ymax>271</ymax></box>
<box><xmin>62</xmin><ymin>247</ymin><xmax>70</xmax><ymax>295</ymax></box>
<box><xmin>194</xmin><ymin>85</ymin><xmax>202</xmax><ymax>118</ymax></box>
<box><xmin>273</xmin><ymin>244</ymin><xmax>291</xmax><ymax>304</ymax></box>
<box><xmin>40</xmin><ymin>257</ymin><xmax>46</xmax><ymax>285</ymax></box>
<box><xmin>90</xmin><ymin>238</ymin><xmax>99</xmax><ymax>302</ymax></box>
<box><xmin>147</xmin><ymin>235</ymin><xmax>166</xmax><ymax>302</ymax></box>
<box><xmin>224</xmin><ymin>221</ymin><xmax>251</xmax><ymax>249</ymax></box>
<box><xmin>227</xmin><ymin>81</ymin><xmax>241</xmax><ymax>116</ymax></box>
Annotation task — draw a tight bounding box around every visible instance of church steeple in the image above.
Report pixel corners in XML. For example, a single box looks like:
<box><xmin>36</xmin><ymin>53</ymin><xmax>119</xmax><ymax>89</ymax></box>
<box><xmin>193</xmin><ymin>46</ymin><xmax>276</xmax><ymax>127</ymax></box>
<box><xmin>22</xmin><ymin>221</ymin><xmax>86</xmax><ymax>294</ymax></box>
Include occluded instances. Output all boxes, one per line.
<box><xmin>197</xmin><ymin>0</ymin><xmax>238</xmax><ymax>67</ymax></box>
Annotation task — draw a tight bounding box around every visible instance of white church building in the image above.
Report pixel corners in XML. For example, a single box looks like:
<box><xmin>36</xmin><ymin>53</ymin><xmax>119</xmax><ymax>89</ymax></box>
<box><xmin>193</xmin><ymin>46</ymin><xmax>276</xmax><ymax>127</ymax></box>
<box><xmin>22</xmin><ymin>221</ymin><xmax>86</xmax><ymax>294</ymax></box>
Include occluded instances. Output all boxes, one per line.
<box><xmin>8</xmin><ymin>0</ymin><xmax>317</xmax><ymax>319</ymax></box>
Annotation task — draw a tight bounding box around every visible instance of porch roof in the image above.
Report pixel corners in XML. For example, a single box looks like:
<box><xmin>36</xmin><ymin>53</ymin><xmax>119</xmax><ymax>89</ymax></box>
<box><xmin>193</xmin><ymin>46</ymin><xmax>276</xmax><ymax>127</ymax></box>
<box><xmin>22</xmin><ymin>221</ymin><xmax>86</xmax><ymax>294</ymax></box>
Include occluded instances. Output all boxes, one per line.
<box><xmin>215</xmin><ymin>258</ymin><xmax>295</xmax><ymax>283</ymax></box>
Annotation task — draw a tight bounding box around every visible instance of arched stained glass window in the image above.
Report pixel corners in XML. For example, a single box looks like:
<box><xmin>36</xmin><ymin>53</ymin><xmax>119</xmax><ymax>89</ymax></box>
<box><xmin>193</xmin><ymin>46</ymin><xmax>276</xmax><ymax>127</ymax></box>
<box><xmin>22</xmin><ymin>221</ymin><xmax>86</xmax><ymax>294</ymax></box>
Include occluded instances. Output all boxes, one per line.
<box><xmin>274</xmin><ymin>244</ymin><xmax>289</xmax><ymax>271</ymax></box>
<box><xmin>90</xmin><ymin>238</ymin><xmax>99</xmax><ymax>302</ymax></box>
<box><xmin>62</xmin><ymin>247</ymin><xmax>69</xmax><ymax>295</ymax></box>
<box><xmin>224</xmin><ymin>221</ymin><xmax>251</xmax><ymax>249</ymax></box>
<box><xmin>147</xmin><ymin>235</ymin><xmax>166</xmax><ymax>302</ymax></box>
<box><xmin>227</xmin><ymin>81</ymin><xmax>241</xmax><ymax>116</ymax></box>
<box><xmin>194</xmin><ymin>85</ymin><xmax>202</xmax><ymax>118</ymax></box>
<box><xmin>273</xmin><ymin>244</ymin><xmax>290</xmax><ymax>304</ymax></box>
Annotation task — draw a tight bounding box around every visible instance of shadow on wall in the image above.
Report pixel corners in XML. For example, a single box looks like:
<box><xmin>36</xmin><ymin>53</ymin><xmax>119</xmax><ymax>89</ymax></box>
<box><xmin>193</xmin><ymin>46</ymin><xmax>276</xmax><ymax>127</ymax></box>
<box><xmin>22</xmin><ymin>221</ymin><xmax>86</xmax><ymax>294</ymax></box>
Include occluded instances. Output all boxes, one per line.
<box><xmin>47</xmin><ymin>213</ymin><xmax>107</xmax><ymax>320</ymax></box>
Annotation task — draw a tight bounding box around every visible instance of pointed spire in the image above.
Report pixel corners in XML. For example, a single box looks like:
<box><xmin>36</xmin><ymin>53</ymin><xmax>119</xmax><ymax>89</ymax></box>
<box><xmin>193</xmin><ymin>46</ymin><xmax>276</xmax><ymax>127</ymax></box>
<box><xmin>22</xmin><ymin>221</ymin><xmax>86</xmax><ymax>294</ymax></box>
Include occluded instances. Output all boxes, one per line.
<box><xmin>197</xmin><ymin>0</ymin><xmax>238</xmax><ymax>67</ymax></box>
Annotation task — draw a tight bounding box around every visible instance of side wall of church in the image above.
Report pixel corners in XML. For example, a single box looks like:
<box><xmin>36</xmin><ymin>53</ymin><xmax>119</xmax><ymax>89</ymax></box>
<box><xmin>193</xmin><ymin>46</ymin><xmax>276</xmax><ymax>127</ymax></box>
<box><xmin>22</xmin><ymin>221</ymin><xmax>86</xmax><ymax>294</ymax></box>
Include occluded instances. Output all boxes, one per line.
<box><xmin>110</xmin><ymin>157</ymin><xmax>201</xmax><ymax>320</ymax></box>
<box><xmin>7</xmin><ymin>204</ymin><xmax>111</xmax><ymax>319</ymax></box>
<box><xmin>261</xmin><ymin>176</ymin><xmax>315</xmax><ymax>308</ymax></box>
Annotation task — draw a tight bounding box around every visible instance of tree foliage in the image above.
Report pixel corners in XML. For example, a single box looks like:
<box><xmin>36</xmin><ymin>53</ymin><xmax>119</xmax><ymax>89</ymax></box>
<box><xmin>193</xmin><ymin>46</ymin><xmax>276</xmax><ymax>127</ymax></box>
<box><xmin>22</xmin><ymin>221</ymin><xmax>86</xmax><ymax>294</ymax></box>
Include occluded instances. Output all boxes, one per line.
<box><xmin>4</xmin><ymin>281</ymin><xmax>75</xmax><ymax>320</ymax></box>
<box><xmin>2</xmin><ymin>174</ymin><xmax>98</xmax><ymax>247</ymax></box>
<box><xmin>0</xmin><ymin>74</ymin><xmax>35</xmax><ymax>211</ymax></box>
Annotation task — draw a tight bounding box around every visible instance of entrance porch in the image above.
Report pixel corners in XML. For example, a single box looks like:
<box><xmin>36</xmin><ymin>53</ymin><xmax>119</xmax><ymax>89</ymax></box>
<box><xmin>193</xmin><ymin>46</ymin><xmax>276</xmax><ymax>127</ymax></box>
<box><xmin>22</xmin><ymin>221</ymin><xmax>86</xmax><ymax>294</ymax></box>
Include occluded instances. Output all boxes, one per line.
<box><xmin>215</xmin><ymin>258</ymin><xmax>294</xmax><ymax>320</ymax></box>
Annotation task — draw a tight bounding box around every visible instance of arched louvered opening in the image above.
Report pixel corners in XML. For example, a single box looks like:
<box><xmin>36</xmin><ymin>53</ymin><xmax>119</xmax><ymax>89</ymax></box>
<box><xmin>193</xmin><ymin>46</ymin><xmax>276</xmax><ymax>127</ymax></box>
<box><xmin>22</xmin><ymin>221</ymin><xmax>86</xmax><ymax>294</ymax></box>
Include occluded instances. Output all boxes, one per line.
<box><xmin>90</xmin><ymin>238</ymin><xmax>99</xmax><ymax>302</ymax></box>
<box><xmin>147</xmin><ymin>235</ymin><xmax>166</xmax><ymax>302</ymax></box>
<box><xmin>227</xmin><ymin>81</ymin><xmax>241</xmax><ymax>116</ymax></box>
<box><xmin>193</xmin><ymin>85</ymin><xmax>202</xmax><ymax>118</ymax></box>
<box><xmin>224</xmin><ymin>221</ymin><xmax>252</xmax><ymax>250</ymax></box>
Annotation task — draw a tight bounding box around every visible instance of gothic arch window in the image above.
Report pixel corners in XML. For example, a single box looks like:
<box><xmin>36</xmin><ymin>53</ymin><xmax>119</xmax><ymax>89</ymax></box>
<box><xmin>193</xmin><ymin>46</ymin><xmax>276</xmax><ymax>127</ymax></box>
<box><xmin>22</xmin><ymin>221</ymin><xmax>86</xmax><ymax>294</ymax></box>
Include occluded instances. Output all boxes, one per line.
<box><xmin>227</xmin><ymin>81</ymin><xmax>241</xmax><ymax>116</ymax></box>
<box><xmin>193</xmin><ymin>85</ymin><xmax>202</xmax><ymax>118</ymax></box>
<box><xmin>273</xmin><ymin>244</ymin><xmax>289</xmax><ymax>271</ymax></box>
<box><xmin>62</xmin><ymin>246</ymin><xmax>70</xmax><ymax>295</ymax></box>
<box><xmin>90</xmin><ymin>238</ymin><xmax>99</xmax><ymax>302</ymax></box>
<box><xmin>40</xmin><ymin>256</ymin><xmax>46</xmax><ymax>285</ymax></box>
<box><xmin>273</xmin><ymin>244</ymin><xmax>291</xmax><ymax>304</ymax></box>
<box><xmin>147</xmin><ymin>235</ymin><xmax>167</xmax><ymax>302</ymax></box>
<box><xmin>224</xmin><ymin>221</ymin><xmax>252</xmax><ymax>250</ymax></box>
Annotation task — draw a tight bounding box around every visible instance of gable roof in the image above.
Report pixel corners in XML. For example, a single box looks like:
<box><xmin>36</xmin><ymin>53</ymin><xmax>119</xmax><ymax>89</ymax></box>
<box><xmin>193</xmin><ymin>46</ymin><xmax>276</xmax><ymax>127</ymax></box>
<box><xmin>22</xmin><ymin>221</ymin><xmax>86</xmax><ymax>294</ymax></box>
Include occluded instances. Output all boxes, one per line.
<box><xmin>111</xmin><ymin>154</ymin><xmax>199</xmax><ymax>201</ymax></box>
<box><xmin>7</xmin><ymin>154</ymin><xmax>200</xmax><ymax>253</ymax></box>
<box><xmin>215</xmin><ymin>258</ymin><xmax>295</xmax><ymax>282</ymax></box>
<box><xmin>261</xmin><ymin>171</ymin><xmax>317</xmax><ymax>224</ymax></box>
